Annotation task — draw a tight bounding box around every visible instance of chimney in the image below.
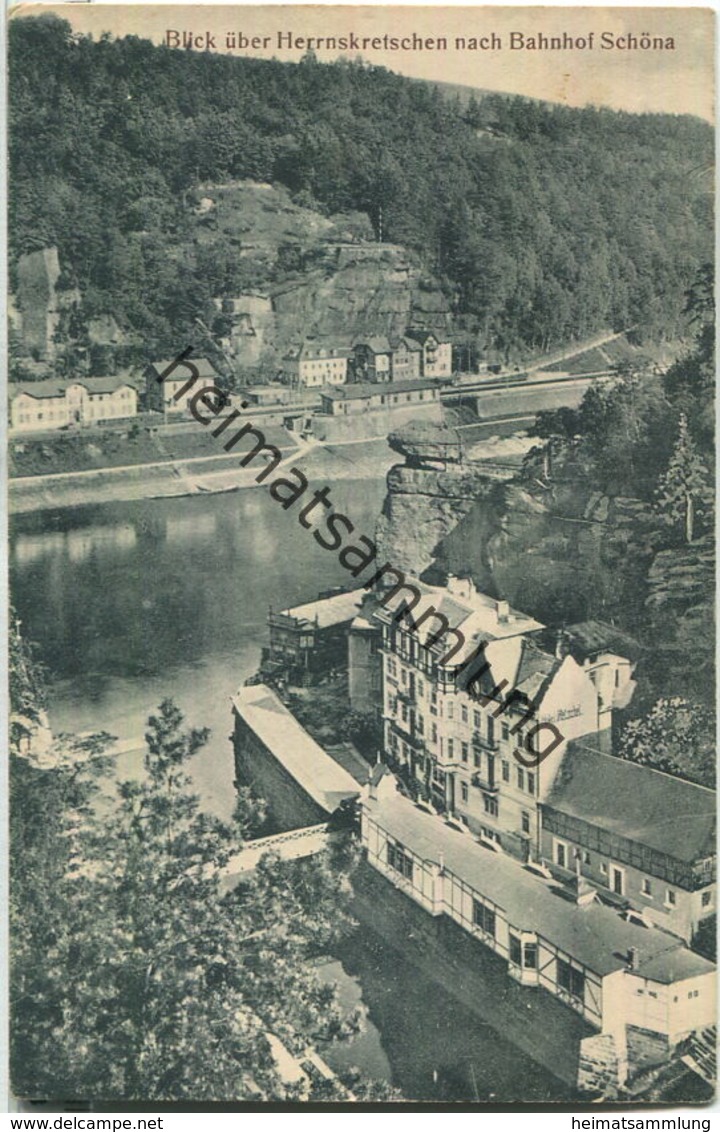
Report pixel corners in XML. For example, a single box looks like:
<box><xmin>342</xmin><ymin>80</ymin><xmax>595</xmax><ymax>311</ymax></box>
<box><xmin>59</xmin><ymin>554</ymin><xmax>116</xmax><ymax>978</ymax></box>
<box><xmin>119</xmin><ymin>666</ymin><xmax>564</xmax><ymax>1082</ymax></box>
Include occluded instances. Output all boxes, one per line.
<box><xmin>497</xmin><ymin>600</ymin><xmax>510</xmax><ymax>624</ymax></box>
<box><xmin>447</xmin><ymin>575</ymin><xmax>474</xmax><ymax>601</ymax></box>
<box><xmin>627</xmin><ymin>947</ymin><xmax>640</xmax><ymax>971</ymax></box>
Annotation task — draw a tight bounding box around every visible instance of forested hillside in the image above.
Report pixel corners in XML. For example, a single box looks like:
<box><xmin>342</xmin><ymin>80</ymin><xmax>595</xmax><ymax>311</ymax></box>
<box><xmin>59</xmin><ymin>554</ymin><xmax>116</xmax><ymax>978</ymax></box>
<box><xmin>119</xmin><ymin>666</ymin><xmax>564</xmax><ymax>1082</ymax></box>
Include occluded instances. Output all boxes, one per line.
<box><xmin>9</xmin><ymin>13</ymin><xmax>713</xmax><ymax>361</ymax></box>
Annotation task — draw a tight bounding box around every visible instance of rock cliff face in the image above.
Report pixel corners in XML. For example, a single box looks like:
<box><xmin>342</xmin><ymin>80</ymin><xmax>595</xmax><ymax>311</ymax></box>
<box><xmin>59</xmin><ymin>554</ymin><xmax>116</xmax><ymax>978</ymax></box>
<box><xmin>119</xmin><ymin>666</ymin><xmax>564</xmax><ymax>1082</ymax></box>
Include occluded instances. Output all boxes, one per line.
<box><xmin>374</xmin><ymin>463</ymin><xmax>496</xmax><ymax>578</ymax></box>
<box><xmin>376</xmin><ymin>451</ymin><xmax>653</xmax><ymax>632</ymax></box>
<box><xmin>195</xmin><ymin>182</ymin><xmax>451</xmax><ymax>367</ymax></box>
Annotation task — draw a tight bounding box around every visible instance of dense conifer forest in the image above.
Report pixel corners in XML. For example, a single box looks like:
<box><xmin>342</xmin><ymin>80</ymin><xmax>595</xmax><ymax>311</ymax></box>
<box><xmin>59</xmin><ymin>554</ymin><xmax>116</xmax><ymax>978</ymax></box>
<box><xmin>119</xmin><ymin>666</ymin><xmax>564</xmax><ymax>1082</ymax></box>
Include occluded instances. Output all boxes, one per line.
<box><xmin>8</xmin><ymin>13</ymin><xmax>714</xmax><ymax>356</ymax></box>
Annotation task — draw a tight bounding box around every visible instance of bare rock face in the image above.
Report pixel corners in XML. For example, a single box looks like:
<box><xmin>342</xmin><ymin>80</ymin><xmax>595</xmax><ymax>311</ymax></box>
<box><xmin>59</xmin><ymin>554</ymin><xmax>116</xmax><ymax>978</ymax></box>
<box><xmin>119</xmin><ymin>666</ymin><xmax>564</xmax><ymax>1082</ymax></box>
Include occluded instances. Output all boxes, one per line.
<box><xmin>196</xmin><ymin>182</ymin><xmax>451</xmax><ymax>368</ymax></box>
<box><xmin>388</xmin><ymin>421</ymin><xmax>464</xmax><ymax>468</ymax></box>
<box><xmin>374</xmin><ymin>462</ymin><xmax>495</xmax><ymax>578</ymax></box>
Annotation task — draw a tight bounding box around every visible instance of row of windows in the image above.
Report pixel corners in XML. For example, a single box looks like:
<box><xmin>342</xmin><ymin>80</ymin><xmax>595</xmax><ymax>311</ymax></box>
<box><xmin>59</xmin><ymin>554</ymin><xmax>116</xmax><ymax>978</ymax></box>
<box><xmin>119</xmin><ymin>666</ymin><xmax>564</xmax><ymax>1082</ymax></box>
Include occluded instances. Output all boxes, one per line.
<box><xmin>501</xmin><ymin>761</ymin><xmax>535</xmax><ymax>794</ymax></box>
<box><xmin>554</xmin><ymin>839</ymin><xmax>696</xmax><ymax>909</ymax></box>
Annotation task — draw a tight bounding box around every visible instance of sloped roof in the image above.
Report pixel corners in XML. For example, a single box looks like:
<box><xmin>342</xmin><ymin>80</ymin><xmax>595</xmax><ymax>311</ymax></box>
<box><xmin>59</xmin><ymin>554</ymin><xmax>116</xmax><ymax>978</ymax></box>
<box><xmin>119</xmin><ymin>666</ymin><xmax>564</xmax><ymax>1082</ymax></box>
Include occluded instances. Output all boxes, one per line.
<box><xmin>322</xmin><ymin>378</ymin><xmax>441</xmax><ymax>401</ymax></box>
<box><xmin>562</xmin><ymin>620</ymin><xmax>643</xmax><ymax>663</ymax></box>
<box><xmin>375</xmin><ymin>577</ymin><xmax>544</xmax><ymax>667</ymax></box>
<box><xmin>353</xmin><ymin>336</ymin><xmax>392</xmax><ymax>354</ymax></box>
<box><xmin>232</xmin><ymin>684</ymin><xmax>360</xmax><ymax>815</ymax></box>
<box><xmin>405</xmin><ymin>330</ymin><xmax>440</xmax><ymax>347</ymax></box>
<box><xmin>282</xmin><ymin>588</ymin><xmax>366</xmax><ymax>630</ymax></box>
<box><xmin>364</xmin><ymin>789</ymin><xmax>714</xmax><ymax>983</ymax></box>
<box><xmin>9</xmin><ymin>376</ymin><xmax>139</xmax><ymax>400</ymax></box>
<box><xmin>149</xmin><ymin>357</ymin><xmax>218</xmax><ymax>378</ymax></box>
<box><xmin>544</xmin><ymin>743</ymin><xmax>716</xmax><ymax>864</ymax></box>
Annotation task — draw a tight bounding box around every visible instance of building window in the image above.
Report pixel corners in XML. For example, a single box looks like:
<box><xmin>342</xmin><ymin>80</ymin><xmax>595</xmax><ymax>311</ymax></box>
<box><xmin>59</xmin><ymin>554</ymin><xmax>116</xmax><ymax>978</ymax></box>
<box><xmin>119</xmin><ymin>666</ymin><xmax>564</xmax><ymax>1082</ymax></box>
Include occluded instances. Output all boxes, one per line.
<box><xmin>431</xmin><ymin>723</ymin><xmax>437</xmax><ymax>744</ymax></box>
<box><xmin>473</xmin><ymin>711</ymin><xmax>481</xmax><ymax>730</ymax></box>
<box><xmin>461</xmin><ymin>705</ymin><xmax>468</xmax><ymax>724</ymax></box>
<box><xmin>501</xmin><ymin>722</ymin><xmax>509</xmax><ymax>741</ymax></box>
<box><xmin>517</xmin><ymin>767</ymin><xmax>524</xmax><ymax>790</ymax></box>
<box><xmin>584</xmin><ymin>851</ymin><xmax>591</xmax><ymax>865</ymax></box>
<box><xmin>555</xmin><ymin>840</ymin><xmax>568</xmax><ymax>869</ymax></box>
<box><xmin>483</xmin><ymin>795</ymin><xmax>498</xmax><ymax>818</ymax></box>
<box><xmin>702</xmin><ymin>891</ymin><xmax>712</xmax><ymax>907</ymax></box>
<box><xmin>417</xmin><ymin>679</ymin><xmax>424</xmax><ymax>698</ymax></box>
<box><xmin>487</xmin><ymin>716</ymin><xmax>494</xmax><ymax>744</ymax></box>
<box><xmin>461</xmin><ymin>742</ymin><xmax>469</xmax><ymax>763</ymax></box>
<box><xmin>527</xmin><ymin>772</ymin><xmax>535</xmax><ymax>794</ymax></box>
<box><xmin>557</xmin><ymin>958</ymin><xmax>585</xmax><ymax>1001</ymax></box>
<box><xmin>447</xmin><ymin>702</ymin><xmax>454</xmax><ymax>720</ymax></box>
<box><xmin>447</xmin><ymin>739</ymin><xmax>454</xmax><ymax>760</ymax></box>
<box><xmin>524</xmin><ymin>942</ymin><xmax>538</xmax><ymax>969</ymax></box>
<box><xmin>642</xmin><ymin>878</ymin><xmax>652</xmax><ymax>897</ymax></box>
<box><xmin>610</xmin><ymin>865</ymin><xmax>624</xmax><ymax>896</ymax></box>
<box><xmin>502</xmin><ymin>761</ymin><xmax>510</xmax><ymax>783</ymax></box>
<box><xmin>387</xmin><ymin>841</ymin><xmax>414</xmax><ymax>881</ymax></box>
<box><xmin>461</xmin><ymin>782</ymin><xmax>469</xmax><ymax>804</ymax></box>
<box><xmin>521</xmin><ymin>811</ymin><xmax>530</xmax><ymax>834</ymax></box>
<box><xmin>510</xmin><ymin>934</ymin><xmax>522</xmax><ymax>966</ymax></box>
<box><xmin>666</xmin><ymin>889</ymin><xmax>676</xmax><ymax>907</ymax></box>
<box><xmin>472</xmin><ymin>899</ymin><xmax>496</xmax><ymax>938</ymax></box>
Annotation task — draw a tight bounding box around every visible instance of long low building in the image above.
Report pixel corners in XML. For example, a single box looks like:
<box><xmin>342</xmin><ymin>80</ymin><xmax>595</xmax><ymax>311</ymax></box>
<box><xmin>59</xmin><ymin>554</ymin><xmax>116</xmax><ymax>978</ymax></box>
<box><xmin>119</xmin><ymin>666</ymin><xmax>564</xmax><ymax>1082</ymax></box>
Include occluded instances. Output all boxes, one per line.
<box><xmin>319</xmin><ymin>378</ymin><xmax>442</xmax><ymax>416</ymax></box>
<box><xmin>232</xmin><ymin>683</ymin><xmax>361</xmax><ymax>831</ymax></box>
<box><xmin>9</xmin><ymin>376</ymin><xmax>139</xmax><ymax>432</ymax></box>
<box><xmin>361</xmin><ymin>773</ymin><xmax>715</xmax><ymax>1059</ymax></box>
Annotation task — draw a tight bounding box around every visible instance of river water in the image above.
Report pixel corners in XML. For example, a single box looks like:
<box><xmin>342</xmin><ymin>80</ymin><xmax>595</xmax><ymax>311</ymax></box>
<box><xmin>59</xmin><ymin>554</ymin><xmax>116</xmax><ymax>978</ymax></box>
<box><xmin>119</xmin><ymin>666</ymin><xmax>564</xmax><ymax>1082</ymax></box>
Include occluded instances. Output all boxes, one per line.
<box><xmin>10</xmin><ymin>482</ymin><xmax>568</xmax><ymax>1103</ymax></box>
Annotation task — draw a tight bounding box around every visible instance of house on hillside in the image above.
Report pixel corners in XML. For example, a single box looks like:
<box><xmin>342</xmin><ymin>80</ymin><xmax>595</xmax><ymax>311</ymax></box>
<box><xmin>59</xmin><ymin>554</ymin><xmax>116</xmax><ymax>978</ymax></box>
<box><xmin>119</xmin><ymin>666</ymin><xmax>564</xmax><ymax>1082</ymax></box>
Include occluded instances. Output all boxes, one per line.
<box><xmin>282</xmin><ymin>341</ymin><xmax>350</xmax><ymax>388</ymax></box>
<box><xmin>405</xmin><ymin>330</ymin><xmax>453</xmax><ymax>379</ymax></box>
<box><xmin>389</xmin><ymin>336</ymin><xmax>423</xmax><ymax>381</ymax></box>
<box><xmin>350</xmin><ymin>337</ymin><xmax>393</xmax><ymax>383</ymax></box>
<box><xmin>144</xmin><ymin>356</ymin><xmax>220</xmax><ymax>413</ymax></box>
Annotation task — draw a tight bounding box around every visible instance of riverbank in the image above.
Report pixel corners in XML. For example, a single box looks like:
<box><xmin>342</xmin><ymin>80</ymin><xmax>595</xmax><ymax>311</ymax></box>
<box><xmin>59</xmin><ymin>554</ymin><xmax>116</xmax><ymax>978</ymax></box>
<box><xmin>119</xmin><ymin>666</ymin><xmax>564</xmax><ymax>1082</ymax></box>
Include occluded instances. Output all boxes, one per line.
<box><xmin>8</xmin><ymin>435</ymin><xmax>399</xmax><ymax>515</ymax></box>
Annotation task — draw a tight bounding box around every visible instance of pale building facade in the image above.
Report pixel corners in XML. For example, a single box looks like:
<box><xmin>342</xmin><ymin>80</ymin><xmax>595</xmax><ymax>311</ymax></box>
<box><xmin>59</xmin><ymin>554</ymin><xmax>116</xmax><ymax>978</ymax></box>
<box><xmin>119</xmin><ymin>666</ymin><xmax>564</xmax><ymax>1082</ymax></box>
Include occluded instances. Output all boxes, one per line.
<box><xmin>9</xmin><ymin>377</ymin><xmax>138</xmax><ymax>433</ymax></box>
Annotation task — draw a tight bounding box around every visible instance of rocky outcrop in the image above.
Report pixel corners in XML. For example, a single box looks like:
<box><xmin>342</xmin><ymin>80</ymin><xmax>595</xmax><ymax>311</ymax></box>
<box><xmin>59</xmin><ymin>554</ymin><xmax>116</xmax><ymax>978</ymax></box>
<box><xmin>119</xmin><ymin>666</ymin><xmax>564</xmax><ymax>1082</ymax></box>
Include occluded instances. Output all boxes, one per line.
<box><xmin>195</xmin><ymin>182</ymin><xmax>450</xmax><ymax>368</ymax></box>
<box><xmin>388</xmin><ymin>421</ymin><xmax>464</xmax><ymax>468</ymax></box>
<box><xmin>375</xmin><ymin>463</ymin><xmax>496</xmax><ymax>578</ymax></box>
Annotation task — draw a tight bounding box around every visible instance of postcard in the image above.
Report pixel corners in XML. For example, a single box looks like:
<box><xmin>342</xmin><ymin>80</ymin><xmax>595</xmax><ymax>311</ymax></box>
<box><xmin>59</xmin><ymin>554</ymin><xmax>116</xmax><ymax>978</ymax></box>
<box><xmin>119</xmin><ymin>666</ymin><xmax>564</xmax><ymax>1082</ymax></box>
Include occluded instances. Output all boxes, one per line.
<box><xmin>7</xmin><ymin>3</ymin><xmax>716</xmax><ymax>1109</ymax></box>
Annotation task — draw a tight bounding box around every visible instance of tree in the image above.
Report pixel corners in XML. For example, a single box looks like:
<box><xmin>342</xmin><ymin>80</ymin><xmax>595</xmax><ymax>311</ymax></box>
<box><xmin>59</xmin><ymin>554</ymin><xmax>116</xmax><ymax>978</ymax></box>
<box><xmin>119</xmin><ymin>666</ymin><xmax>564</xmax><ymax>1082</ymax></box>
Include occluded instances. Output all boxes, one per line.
<box><xmin>618</xmin><ymin>697</ymin><xmax>715</xmax><ymax>788</ymax></box>
<box><xmin>11</xmin><ymin>679</ymin><xmax>370</xmax><ymax>1101</ymax></box>
<box><xmin>655</xmin><ymin>413</ymin><xmax>709</xmax><ymax>544</ymax></box>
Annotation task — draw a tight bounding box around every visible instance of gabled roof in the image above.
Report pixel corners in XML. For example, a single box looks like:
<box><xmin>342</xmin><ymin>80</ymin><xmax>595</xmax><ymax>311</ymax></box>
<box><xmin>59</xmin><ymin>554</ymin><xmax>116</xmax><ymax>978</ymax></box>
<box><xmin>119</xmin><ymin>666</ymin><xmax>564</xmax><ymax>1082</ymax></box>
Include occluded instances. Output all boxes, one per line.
<box><xmin>544</xmin><ymin>742</ymin><xmax>716</xmax><ymax>865</ymax></box>
<box><xmin>9</xmin><ymin>376</ymin><xmax>139</xmax><ymax>400</ymax></box>
<box><xmin>374</xmin><ymin>576</ymin><xmax>544</xmax><ymax>667</ymax></box>
<box><xmin>281</xmin><ymin>588</ymin><xmax>366</xmax><ymax>630</ymax></box>
<box><xmin>405</xmin><ymin>330</ymin><xmax>441</xmax><ymax>347</ymax></box>
<box><xmin>353</xmin><ymin>336</ymin><xmax>392</xmax><ymax>355</ymax></box>
<box><xmin>148</xmin><ymin>357</ymin><xmax>218</xmax><ymax>378</ymax></box>
<box><xmin>232</xmin><ymin>684</ymin><xmax>360</xmax><ymax>815</ymax></box>
<box><xmin>392</xmin><ymin>336</ymin><xmax>423</xmax><ymax>353</ymax></box>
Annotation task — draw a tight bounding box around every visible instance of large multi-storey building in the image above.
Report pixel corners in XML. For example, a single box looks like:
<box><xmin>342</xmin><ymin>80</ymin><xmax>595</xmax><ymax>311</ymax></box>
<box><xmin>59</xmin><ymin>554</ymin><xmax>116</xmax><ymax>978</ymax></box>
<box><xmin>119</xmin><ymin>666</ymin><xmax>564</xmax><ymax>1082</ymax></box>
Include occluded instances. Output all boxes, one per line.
<box><xmin>375</xmin><ymin>575</ymin><xmax>634</xmax><ymax>860</ymax></box>
<box><xmin>282</xmin><ymin>342</ymin><xmax>350</xmax><ymax>388</ymax></box>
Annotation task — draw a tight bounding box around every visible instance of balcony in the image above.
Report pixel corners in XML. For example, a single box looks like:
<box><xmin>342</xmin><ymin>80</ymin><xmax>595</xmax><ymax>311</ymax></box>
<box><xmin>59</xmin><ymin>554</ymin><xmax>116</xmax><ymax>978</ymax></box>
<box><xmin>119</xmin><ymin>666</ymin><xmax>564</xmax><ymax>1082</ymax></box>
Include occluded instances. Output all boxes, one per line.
<box><xmin>472</xmin><ymin>731</ymin><xmax>498</xmax><ymax>753</ymax></box>
<box><xmin>471</xmin><ymin>771</ymin><xmax>498</xmax><ymax>794</ymax></box>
